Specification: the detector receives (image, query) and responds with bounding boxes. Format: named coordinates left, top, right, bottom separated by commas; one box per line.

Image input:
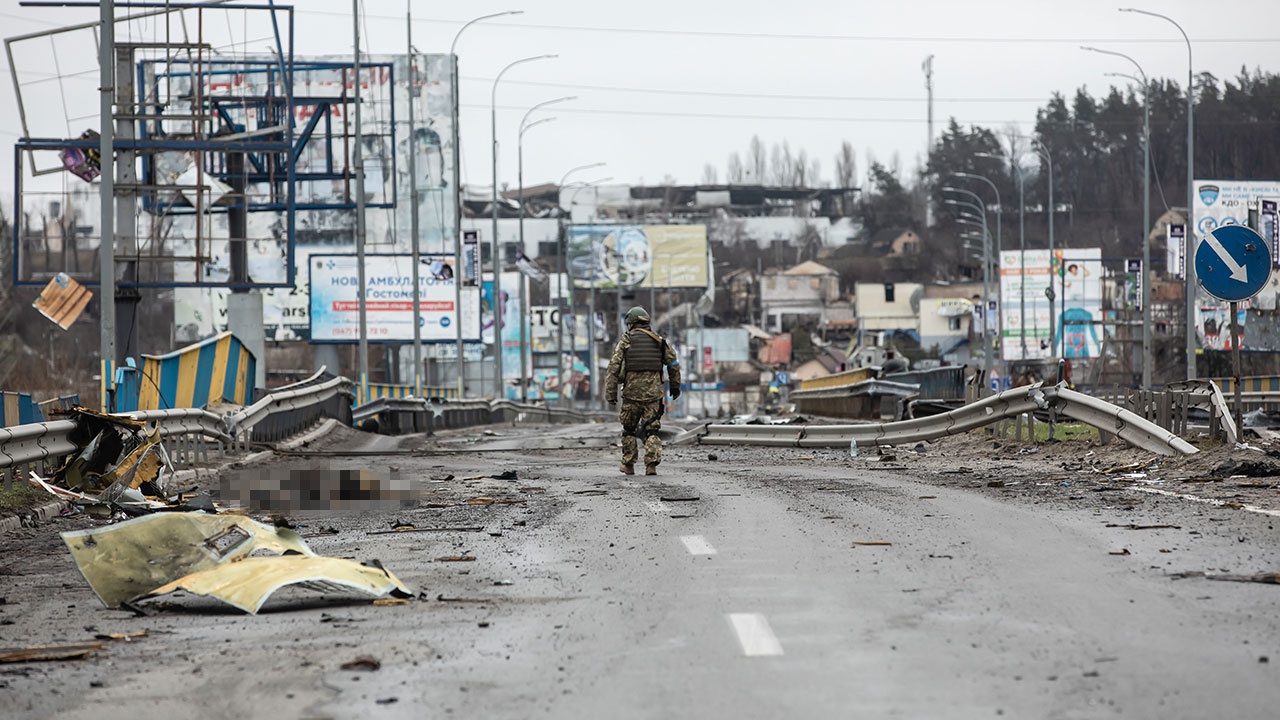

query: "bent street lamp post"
left=1122, top=7, right=1194, bottom=380
left=491, top=54, right=556, bottom=399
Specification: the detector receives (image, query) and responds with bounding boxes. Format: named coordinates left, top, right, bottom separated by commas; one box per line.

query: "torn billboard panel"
left=33, top=272, right=92, bottom=329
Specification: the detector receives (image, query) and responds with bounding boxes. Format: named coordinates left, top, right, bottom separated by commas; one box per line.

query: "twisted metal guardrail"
left=682, top=383, right=1198, bottom=457
left=224, top=374, right=355, bottom=449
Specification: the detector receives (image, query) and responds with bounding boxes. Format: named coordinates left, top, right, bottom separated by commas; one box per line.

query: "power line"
left=468, top=103, right=1039, bottom=125
left=462, top=75, right=1046, bottom=104
left=292, top=9, right=1280, bottom=44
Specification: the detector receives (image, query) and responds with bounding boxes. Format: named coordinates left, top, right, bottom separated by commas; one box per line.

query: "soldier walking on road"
left=605, top=306, right=681, bottom=475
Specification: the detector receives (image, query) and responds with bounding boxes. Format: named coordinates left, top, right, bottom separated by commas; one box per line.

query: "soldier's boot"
left=645, top=464, right=658, bottom=476
left=619, top=463, right=635, bottom=475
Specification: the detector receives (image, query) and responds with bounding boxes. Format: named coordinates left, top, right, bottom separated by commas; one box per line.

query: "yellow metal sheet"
left=140, top=555, right=412, bottom=614
left=61, top=512, right=314, bottom=608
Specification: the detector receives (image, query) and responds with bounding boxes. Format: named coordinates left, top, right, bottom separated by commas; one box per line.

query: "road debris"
left=435, top=594, right=490, bottom=603
left=340, top=656, right=381, bottom=671
left=659, top=495, right=699, bottom=502
left=93, top=631, right=147, bottom=642
left=367, top=525, right=483, bottom=535
left=852, top=541, right=893, bottom=547
left=62, top=512, right=314, bottom=608
left=0, top=642, right=104, bottom=663
left=61, top=512, right=411, bottom=613
left=1168, top=571, right=1280, bottom=584
left=1109, top=549, right=1132, bottom=556
left=1108, top=523, right=1182, bottom=530
left=1212, top=460, right=1280, bottom=478
left=136, top=555, right=412, bottom=614
left=435, top=555, right=476, bottom=562
left=27, top=408, right=180, bottom=515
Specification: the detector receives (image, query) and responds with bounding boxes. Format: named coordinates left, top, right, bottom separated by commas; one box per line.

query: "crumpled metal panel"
left=138, top=555, right=412, bottom=614
left=61, top=513, right=314, bottom=608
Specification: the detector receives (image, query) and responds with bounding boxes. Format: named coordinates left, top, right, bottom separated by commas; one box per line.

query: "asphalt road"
left=2, top=422, right=1279, bottom=719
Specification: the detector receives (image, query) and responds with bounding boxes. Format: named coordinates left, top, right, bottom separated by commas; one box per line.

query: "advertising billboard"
left=999, top=248, right=1103, bottom=360
left=1190, top=181, right=1280, bottom=351
left=998, top=249, right=1054, bottom=361
left=1054, top=248, right=1104, bottom=359
left=567, top=225, right=708, bottom=289
left=1194, top=180, right=1280, bottom=255
left=308, top=254, right=479, bottom=343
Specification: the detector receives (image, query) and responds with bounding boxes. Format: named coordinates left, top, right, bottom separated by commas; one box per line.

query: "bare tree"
left=701, top=163, right=719, bottom=185
left=726, top=152, right=745, bottom=183
left=834, top=141, right=857, bottom=188
left=748, top=135, right=767, bottom=183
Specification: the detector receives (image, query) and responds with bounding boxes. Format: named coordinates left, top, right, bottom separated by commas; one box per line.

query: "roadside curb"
left=0, top=498, right=72, bottom=534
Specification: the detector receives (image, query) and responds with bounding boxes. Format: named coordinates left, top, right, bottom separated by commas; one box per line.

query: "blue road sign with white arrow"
left=1195, top=224, right=1272, bottom=302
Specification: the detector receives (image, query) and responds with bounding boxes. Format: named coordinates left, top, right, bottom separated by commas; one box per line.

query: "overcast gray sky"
left=2, top=0, right=1277, bottom=201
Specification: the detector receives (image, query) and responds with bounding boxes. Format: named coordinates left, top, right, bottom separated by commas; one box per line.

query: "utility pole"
left=98, top=0, right=116, bottom=411
left=353, top=0, right=369, bottom=402
left=406, top=3, right=423, bottom=395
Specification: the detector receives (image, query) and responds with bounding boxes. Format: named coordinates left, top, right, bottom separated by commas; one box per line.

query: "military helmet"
left=625, top=306, right=651, bottom=325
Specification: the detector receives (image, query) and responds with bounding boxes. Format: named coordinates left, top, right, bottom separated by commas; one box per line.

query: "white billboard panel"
left=308, top=254, right=479, bottom=342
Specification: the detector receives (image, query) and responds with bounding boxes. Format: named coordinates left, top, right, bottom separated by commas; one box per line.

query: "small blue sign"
left=1195, top=224, right=1272, bottom=302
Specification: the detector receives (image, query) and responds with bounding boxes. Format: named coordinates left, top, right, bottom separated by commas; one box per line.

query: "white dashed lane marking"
left=727, top=613, right=784, bottom=657
left=679, top=535, right=718, bottom=555
left=645, top=501, right=669, bottom=514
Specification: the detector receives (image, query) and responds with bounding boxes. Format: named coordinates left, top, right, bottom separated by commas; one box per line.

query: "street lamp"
left=515, top=98, right=573, bottom=403
left=1121, top=7, right=1194, bottom=380
left=952, top=170, right=1004, bottom=373
left=559, top=162, right=607, bottom=192
left=451, top=10, right=521, bottom=397
left=977, top=151, right=1028, bottom=362
left=943, top=185, right=992, bottom=289
left=945, top=195, right=994, bottom=387
left=552, top=167, right=606, bottom=408
left=491, top=53, right=557, bottom=399
left=516, top=116, right=555, bottom=403
left=1085, top=44, right=1152, bottom=388
left=1016, top=140, right=1057, bottom=360
left=565, top=176, right=614, bottom=409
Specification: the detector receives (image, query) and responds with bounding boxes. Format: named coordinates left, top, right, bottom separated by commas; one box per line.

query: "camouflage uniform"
left=605, top=320, right=680, bottom=472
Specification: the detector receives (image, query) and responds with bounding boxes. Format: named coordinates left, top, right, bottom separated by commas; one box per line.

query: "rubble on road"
left=0, top=642, right=104, bottom=663
left=25, top=407, right=181, bottom=517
